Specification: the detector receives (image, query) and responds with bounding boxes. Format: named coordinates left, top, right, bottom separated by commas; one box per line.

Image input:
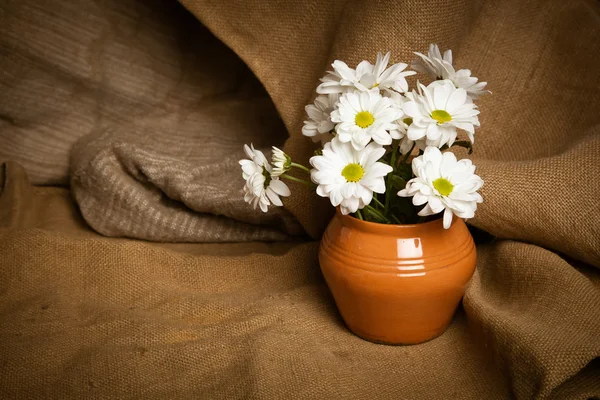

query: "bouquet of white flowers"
left=240, top=44, right=488, bottom=229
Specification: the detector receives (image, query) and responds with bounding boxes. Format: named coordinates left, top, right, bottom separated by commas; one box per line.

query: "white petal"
left=360, top=73, right=377, bottom=89
left=360, top=188, right=373, bottom=206
left=423, top=146, right=443, bottom=164
left=339, top=205, right=352, bottom=215
left=418, top=203, right=435, bottom=216
left=316, top=185, right=328, bottom=198
left=425, top=123, right=441, bottom=141
left=340, top=183, right=354, bottom=198
left=371, top=128, right=392, bottom=145
left=428, top=196, right=445, bottom=213
left=305, top=104, right=323, bottom=121
left=440, top=151, right=457, bottom=176
left=443, top=208, right=453, bottom=229
left=454, top=178, right=483, bottom=193
left=364, top=162, right=393, bottom=179
left=424, top=160, right=440, bottom=182
left=445, top=88, right=467, bottom=112
left=330, top=189, right=343, bottom=207
left=364, top=177, right=386, bottom=193
left=341, top=196, right=360, bottom=213
left=402, top=101, right=419, bottom=118
left=243, top=144, right=254, bottom=159
left=373, top=52, right=390, bottom=78
left=432, top=84, right=451, bottom=110
left=332, top=60, right=356, bottom=81
left=408, top=125, right=427, bottom=140
left=398, top=188, right=410, bottom=197
left=266, top=188, right=283, bottom=206
left=413, top=192, right=429, bottom=206
left=269, top=179, right=291, bottom=197
left=259, top=199, right=269, bottom=213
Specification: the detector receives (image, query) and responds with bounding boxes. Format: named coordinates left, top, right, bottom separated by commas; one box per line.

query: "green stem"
left=280, top=174, right=316, bottom=188
left=384, top=140, right=400, bottom=213
left=356, top=209, right=364, bottom=220
left=400, top=143, right=416, bottom=165
left=372, top=196, right=385, bottom=210
left=291, top=162, right=311, bottom=174
left=365, top=205, right=391, bottom=223
left=390, top=140, right=399, bottom=168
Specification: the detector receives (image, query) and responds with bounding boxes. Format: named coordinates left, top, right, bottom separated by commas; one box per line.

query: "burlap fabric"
left=1, top=0, right=600, bottom=398
left=1, top=162, right=599, bottom=399
left=178, top=0, right=600, bottom=255
left=0, top=0, right=301, bottom=242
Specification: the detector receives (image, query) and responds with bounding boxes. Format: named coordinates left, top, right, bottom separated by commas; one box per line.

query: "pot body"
left=319, top=210, right=476, bottom=345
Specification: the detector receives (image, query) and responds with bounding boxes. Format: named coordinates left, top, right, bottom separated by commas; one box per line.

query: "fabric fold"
left=1, top=0, right=600, bottom=397
left=1, top=163, right=599, bottom=399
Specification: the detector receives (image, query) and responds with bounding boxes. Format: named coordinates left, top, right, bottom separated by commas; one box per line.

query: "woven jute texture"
left=178, top=0, right=600, bottom=258
left=1, top=0, right=600, bottom=398
left=0, top=0, right=301, bottom=242
left=1, top=162, right=599, bottom=399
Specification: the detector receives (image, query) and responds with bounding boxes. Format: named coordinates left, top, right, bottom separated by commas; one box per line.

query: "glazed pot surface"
left=319, top=210, right=476, bottom=345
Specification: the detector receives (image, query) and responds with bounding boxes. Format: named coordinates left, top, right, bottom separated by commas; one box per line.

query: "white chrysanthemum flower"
left=443, top=70, right=489, bottom=101
left=302, top=94, right=339, bottom=144
left=331, top=90, right=400, bottom=150
left=271, top=146, right=291, bottom=177
left=412, top=44, right=489, bottom=100
left=239, top=144, right=291, bottom=212
left=387, top=91, right=426, bottom=154
left=310, top=139, right=393, bottom=215
left=317, top=52, right=416, bottom=95
left=398, top=147, right=483, bottom=229
left=402, top=81, right=480, bottom=148
left=316, top=71, right=348, bottom=95
left=412, top=43, right=454, bottom=80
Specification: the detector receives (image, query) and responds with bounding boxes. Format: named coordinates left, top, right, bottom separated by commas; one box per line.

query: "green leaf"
left=364, top=207, right=387, bottom=223
left=388, top=174, right=407, bottom=191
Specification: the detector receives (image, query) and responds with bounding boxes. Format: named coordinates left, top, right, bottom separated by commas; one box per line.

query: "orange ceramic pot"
left=319, top=209, right=476, bottom=345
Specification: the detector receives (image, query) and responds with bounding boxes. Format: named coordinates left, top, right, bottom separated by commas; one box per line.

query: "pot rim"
left=335, top=208, right=460, bottom=234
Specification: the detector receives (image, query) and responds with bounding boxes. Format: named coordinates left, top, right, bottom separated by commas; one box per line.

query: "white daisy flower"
left=310, top=138, right=393, bottom=215
left=239, top=144, right=291, bottom=212
left=398, top=146, right=483, bottom=229
left=387, top=91, right=426, bottom=154
left=444, top=70, right=490, bottom=101
left=271, top=146, right=291, bottom=177
left=412, top=44, right=489, bottom=100
left=302, top=94, right=339, bottom=144
left=331, top=90, right=400, bottom=150
left=316, top=52, right=416, bottom=95
left=412, top=43, right=454, bottom=80
left=402, top=81, right=480, bottom=148
left=316, top=71, right=349, bottom=95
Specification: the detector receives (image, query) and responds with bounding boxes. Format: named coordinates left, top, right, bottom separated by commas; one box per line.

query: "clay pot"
left=319, top=209, right=476, bottom=345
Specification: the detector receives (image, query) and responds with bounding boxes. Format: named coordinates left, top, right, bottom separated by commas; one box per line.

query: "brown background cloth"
left=1, top=0, right=600, bottom=398
left=0, top=0, right=301, bottom=242
left=1, top=161, right=599, bottom=399
left=178, top=0, right=600, bottom=260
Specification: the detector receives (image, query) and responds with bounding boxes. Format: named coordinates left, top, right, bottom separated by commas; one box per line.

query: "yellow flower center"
left=431, top=110, right=452, bottom=124
left=341, top=163, right=364, bottom=183
left=402, top=117, right=413, bottom=126
left=355, top=111, right=375, bottom=129
left=433, top=177, right=454, bottom=196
